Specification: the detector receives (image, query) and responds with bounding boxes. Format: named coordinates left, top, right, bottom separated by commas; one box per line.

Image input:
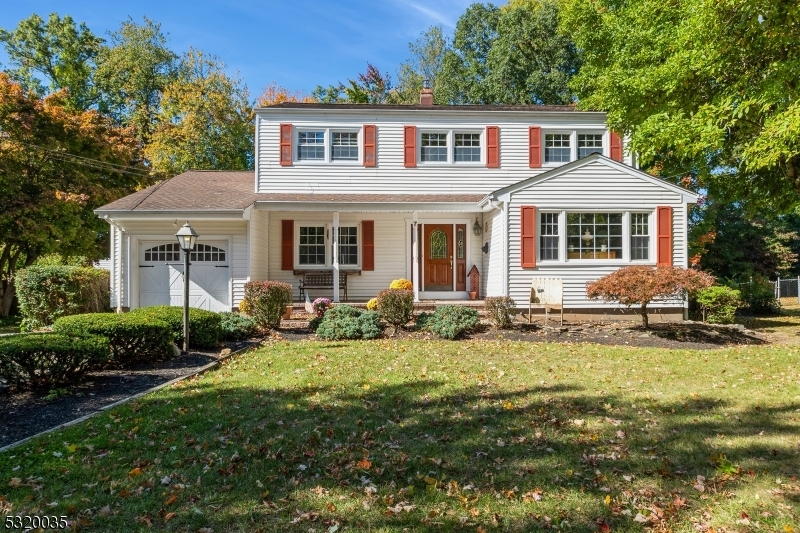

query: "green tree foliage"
left=690, top=201, right=799, bottom=281
left=561, top=0, right=800, bottom=209
left=144, top=49, right=254, bottom=175
left=392, top=25, right=449, bottom=104
left=437, top=1, right=578, bottom=105
left=0, top=13, right=102, bottom=110
left=94, top=17, right=179, bottom=145
left=0, top=74, right=143, bottom=316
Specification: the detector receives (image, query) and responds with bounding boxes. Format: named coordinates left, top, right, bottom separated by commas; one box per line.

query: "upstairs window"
left=455, top=133, right=481, bottom=162
left=545, top=134, right=571, bottom=163
left=331, top=132, right=358, bottom=161
left=297, top=131, right=324, bottom=160
left=421, top=133, right=448, bottom=162
left=578, top=134, right=603, bottom=158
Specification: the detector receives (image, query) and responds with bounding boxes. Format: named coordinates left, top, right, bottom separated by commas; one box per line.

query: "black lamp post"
left=175, top=222, right=198, bottom=353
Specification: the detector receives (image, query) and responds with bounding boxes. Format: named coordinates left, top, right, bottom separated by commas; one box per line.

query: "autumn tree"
left=0, top=74, right=143, bottom=316
left=145, top=49, right=254, bottom=175
left=0, top=13, right=102, bottom=110
left=255, top=82, right=313, bottom=107
left=561, top=0, right=800, bottom=210
left=94, top=17, right=179, bottom=145
left=586, top=266, right=715, bottom=328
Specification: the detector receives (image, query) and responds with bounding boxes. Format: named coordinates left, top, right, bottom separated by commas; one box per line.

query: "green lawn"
left=1, top=338, right=798, bottom=532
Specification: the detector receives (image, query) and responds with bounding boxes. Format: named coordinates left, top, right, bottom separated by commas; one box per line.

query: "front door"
left=424, top=224, right=453, bottom=291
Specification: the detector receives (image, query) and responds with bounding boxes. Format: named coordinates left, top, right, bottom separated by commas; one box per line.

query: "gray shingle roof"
left=96, top=171, right=483, bottom=212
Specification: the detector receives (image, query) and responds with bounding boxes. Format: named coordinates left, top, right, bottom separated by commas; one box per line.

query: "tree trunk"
left=640, top=302, right=649, bottom=329
left=0, top=279, right=15, bottom=317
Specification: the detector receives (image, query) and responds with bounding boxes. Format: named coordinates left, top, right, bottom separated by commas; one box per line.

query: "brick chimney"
left=419, top=79, right=433, bottom=106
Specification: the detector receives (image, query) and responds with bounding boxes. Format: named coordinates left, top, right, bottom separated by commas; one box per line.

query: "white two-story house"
left=96, top=88, right=697, bottom=321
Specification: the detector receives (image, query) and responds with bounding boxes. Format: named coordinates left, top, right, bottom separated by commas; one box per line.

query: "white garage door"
left=139, top=241, right=230, bottom=312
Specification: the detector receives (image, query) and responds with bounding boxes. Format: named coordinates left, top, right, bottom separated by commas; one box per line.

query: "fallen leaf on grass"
left=386, top=501, right=416, bottom=515
left=8, top=478, right=22, bottom=488
left=98, top=505, right=113, bottom=517
left=165, top=494, right=177, bottom=506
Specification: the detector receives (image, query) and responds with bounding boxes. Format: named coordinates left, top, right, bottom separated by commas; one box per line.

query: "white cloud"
left=393, top=0, right=458, bottom=28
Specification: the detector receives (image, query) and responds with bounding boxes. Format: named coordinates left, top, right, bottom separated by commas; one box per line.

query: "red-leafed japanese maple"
left=586, top=266, right=715, bottom=328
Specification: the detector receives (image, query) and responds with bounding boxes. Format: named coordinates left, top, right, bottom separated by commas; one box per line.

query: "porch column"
left=412, top=211, right=420, bottom=302
left=332, top=212, right=340, bottom=302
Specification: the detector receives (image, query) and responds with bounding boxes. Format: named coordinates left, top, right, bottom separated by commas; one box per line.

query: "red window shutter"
left=486, top=126, right=499, bottom=168
left=281, top=220, right=294, bottom=270
left=521, top=206, right=537, bottom=268
left=529, top=127, right=541, bottom=168
left=403, top=126, right=416, bottom=168
left=610, top=132, right=623, bottom=162
left=362, top=220, right=375, bottom=271
left=363, top=125, right=376, bottom=167
left=656, top=206, right=673, bottom=266
left=279, top=124, right=292, bottom=166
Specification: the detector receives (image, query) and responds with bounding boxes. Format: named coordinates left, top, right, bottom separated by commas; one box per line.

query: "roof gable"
left=487, top=154, right=699, bottom=202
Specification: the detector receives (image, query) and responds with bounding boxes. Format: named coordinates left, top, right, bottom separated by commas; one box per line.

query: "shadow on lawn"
left=73, top=377, right=798, bottom=532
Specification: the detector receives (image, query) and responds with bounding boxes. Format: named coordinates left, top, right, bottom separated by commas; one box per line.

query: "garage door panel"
left=140, top=241, right=230, bottom=313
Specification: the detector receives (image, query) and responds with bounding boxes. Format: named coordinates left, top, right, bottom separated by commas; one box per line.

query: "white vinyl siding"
left=257, top=111, right=617, bottom=194
left=506, top=160, right=687, bottom=309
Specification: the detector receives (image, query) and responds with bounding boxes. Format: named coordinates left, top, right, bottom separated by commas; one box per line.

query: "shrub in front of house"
left=53, top=313, right=174, bottom=363
left=389, top=278, right=413, bottom=290
left=484, top=296, right=515, bottom=328
left=244, top=281, right=293, bottom=329
left=15, top=264, right=110, bottom=330
left=366, top=297, right=378, bottom=311
left=695, top=285, right=740, bottom=324
left=128, top=306, right=221, bottom=349
left=586, top=266, right=715, bottom=328
left=218, top=312, right=257, bottom=341
left=0, top=333, right=111, bottom=388
left=738, top=275, right=780, bottom=315
left=315, top=305, right=383, bottom=340
left=376, top=289, right=414, bottom=329
left=238, top=298, right=252, bottom=316
left=416, top=305, right=479, bottom=339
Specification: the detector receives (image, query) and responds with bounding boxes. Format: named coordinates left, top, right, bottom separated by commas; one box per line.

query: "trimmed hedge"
left=416, top=305, right=479, bottom=339
left=53, top=313, right=174, bottom=363
left=376, top=289, right=414, bottom=329
left=16, top=264, right=110, bottom=330
left=243, top=281, right=293, bottom=329
left=219, top=312, right=257, bottom=341
left=696, top=286, right=740, bottom=324
left=0, top=333, right=110, bottom=387
left=128, top=306, right=221, bottom=349
left=316, top=305, right=383, bottom=340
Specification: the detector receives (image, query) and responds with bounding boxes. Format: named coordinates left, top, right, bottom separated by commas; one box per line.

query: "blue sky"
left=0, top=0, right=478, bottom=99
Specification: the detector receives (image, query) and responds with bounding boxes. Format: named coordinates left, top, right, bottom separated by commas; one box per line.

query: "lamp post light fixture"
left=175, top=222, right=198, bottom=353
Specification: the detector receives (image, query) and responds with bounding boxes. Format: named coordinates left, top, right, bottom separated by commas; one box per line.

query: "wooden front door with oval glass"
left=424, top=224, right=453, bottom=290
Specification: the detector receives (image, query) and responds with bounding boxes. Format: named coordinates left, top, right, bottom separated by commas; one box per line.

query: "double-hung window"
left=578, top=134, right=603, bottom=158
left=630, top=213, right=650, bottom=260
left=421, top=133, right=448, bottom=162
left=545, top=134, right=571, bottom=163
left=331, top=132, right=358, bottom=161
left=540, top=213, right=560, bottom=261
left=455, top=133, right=481, bottom=162
left=299, top=226, right=326, bottom=265
left=336, top=226, right=358, bottom=265
left=297, top=131, right=325, bottom=161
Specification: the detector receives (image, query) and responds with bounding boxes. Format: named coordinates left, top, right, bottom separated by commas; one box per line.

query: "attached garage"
left=138, top=240, right=231, bottom=312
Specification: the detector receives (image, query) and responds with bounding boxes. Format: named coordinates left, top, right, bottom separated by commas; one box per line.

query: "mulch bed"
left=276, top=320, right=769, bottom=350
left=0, top=339, right=260, bottom=449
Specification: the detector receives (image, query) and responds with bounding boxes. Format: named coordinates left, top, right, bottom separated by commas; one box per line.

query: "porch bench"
left=294, top=269, right=360, bottom=301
